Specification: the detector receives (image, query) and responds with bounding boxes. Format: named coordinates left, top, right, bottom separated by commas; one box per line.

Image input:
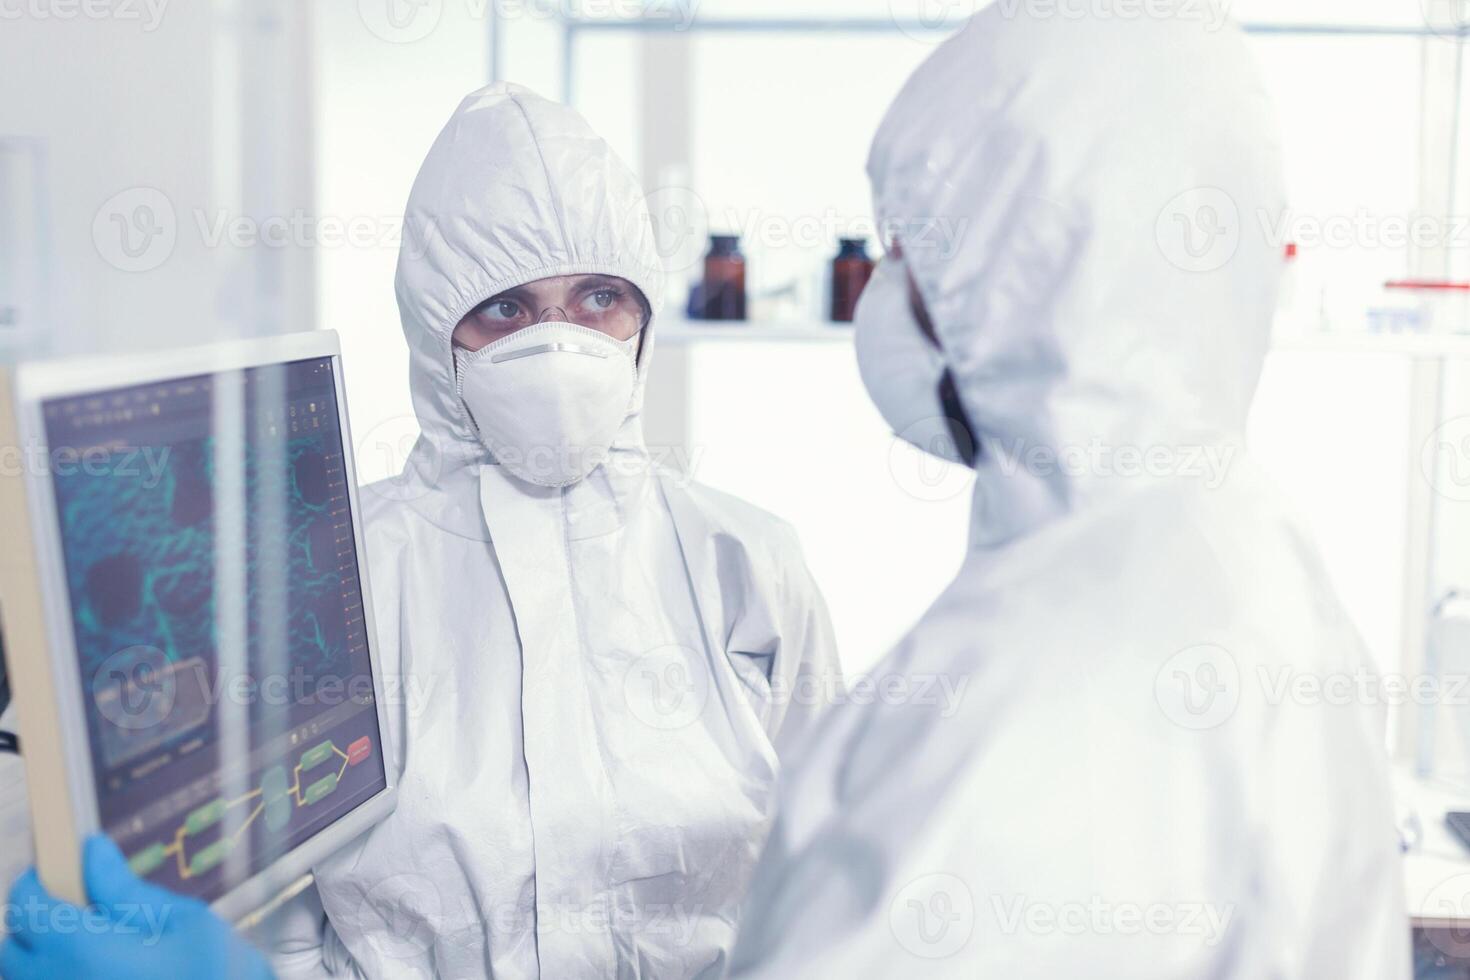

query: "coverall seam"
left=555, top=486, right=622, bottom=975
left=506, top=91, right=577, bottom=266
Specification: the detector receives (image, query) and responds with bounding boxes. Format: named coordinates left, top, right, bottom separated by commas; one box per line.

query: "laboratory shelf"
left=496, top=9, right=1461, bottom=105
left=658, top=319, right=853, bottom=344
left=658, top=319, right=1470, bottom=357
left=559, top=19, right=1463, bottom=39
left=1270, top=332, right=1470, bottom=359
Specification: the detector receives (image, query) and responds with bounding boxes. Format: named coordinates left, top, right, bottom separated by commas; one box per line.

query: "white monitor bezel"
left=10, top=329, right=398, bottom=922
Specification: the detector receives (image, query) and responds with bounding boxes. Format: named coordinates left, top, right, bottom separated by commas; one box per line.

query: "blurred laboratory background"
left=5, top=0, right=1470, bottom=780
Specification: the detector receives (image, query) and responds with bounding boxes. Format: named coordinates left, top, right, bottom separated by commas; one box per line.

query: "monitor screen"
left=40, top=356, right=387, bottom=901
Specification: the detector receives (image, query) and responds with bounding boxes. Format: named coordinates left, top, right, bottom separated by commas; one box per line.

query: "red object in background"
left=347, top=735, right=373, bottom=767
left=830, top=238, right=876, bottom=322
left=1385, top=280, right=1470, bottom=292
left=1284, top=242, right=1298, bottom=260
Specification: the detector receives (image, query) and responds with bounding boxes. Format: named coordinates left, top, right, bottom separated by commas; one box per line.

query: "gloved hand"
left=0, top=835, right=273, bottom=980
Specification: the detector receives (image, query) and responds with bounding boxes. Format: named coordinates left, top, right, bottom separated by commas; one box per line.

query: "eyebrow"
left=481, top=286, right=531, bottom=306
left=569, top=274, right=622, bottom=291
left=481, top=275, right=621, bottom=305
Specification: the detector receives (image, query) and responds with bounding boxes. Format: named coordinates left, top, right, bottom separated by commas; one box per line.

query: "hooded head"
left=864, top=4, right=1285, bottom=548
left=389, top=84, right=663, bottom=513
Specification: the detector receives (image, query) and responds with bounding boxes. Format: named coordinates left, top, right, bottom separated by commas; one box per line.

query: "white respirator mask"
left=455, top=321, right=641, bottom=488
left=853, top=257, right=977, bottom=466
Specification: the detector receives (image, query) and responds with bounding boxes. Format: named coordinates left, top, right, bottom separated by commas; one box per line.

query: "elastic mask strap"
left=938, top=368, right=979, bottom=468
left=618, top=330, right=642, bottom=363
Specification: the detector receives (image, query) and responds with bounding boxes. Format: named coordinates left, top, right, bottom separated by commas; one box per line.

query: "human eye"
left=582, top=286, right=623, bottom=313
left=478, top=297, right=522, bottom=322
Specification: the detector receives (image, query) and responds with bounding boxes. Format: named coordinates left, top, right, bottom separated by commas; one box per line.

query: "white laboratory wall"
left=670, top=341, right=972, bottom=674
left=313, top=2, right=1449, bottom=682
left=625, top=15, right=1431, bottom=675
left=641, top=342, right=1416, bottom=677
left=0, top=0, right=313, bottom=358
left=682, top=33, right=930, bottom=320
left=309, top=4, right=489, bottom=483
left=1249, top=353, right=1413, bottom=675
left=1251, top=35, right=1424, bottom=334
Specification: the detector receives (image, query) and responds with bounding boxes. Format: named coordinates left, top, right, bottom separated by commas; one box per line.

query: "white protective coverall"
left=270, top=84, right=839, bottom=979
left=730, top=7, right=1409, bottom=979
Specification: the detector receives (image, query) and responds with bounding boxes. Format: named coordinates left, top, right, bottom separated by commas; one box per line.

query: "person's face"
left=451, top=274, right=648, bottom=351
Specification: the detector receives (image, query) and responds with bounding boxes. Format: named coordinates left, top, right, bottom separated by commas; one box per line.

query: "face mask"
left=456, top=321, right=640, bottom=488
left=853, top=257, right=978, bottom=467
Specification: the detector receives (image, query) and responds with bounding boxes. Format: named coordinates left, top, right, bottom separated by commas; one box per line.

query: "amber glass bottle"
left=701, top=234, right=747, bottom=321
left=830, top=237, right=875, bottom=322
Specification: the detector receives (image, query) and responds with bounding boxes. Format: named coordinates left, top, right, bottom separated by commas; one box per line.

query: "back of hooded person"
left=267, top=84, right=840, bottom=979
left=731, top=6, right=1408, bottom=979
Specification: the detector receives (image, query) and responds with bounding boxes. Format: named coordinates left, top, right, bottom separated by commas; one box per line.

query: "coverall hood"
left=733, top=10, right=1406, bottom=979
left=393, top=82, right=664, bottom=497
left=866, top=2, right=1286, bottom=547
left=284, top=86, right=842, bottom=980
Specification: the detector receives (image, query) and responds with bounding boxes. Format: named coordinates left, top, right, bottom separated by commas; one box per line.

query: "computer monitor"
left=0, top=331, right=396, bottom=922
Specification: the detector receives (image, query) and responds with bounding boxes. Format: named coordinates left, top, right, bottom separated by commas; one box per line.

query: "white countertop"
left=1399, top=766, right=1470, bottom=927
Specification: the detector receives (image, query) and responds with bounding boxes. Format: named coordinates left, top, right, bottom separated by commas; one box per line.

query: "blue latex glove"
left=0, top=835, right=273, bottom=980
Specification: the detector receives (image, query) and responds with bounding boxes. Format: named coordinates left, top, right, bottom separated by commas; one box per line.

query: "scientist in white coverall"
left=728, top=5, right=1409, bottom=979
left=255, top=85, right=841, bottom=978
left=4, top=84, right=843, bottom=980
left=1, top=7, right=1411, bottom=980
